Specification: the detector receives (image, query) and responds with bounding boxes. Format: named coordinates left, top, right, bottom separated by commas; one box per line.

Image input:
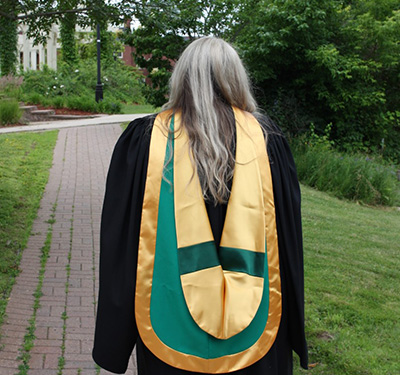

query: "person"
left=92, top=37, right=308, bottom=374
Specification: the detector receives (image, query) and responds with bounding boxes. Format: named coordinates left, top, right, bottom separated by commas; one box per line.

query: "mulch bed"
left=34, top=105, right=98, bottom=116
left=0, top=105, right=101, bottom=129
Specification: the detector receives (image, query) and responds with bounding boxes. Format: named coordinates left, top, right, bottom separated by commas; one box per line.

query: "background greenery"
left=0, top=98, right=21, bottom=125
left=122, top=0, right=400, bottom=207
left=1, top=0, right=399, bottom=204
left=291, top=125, right=400, bottom=206
left=233, top=0, right=400, bottom=163
left=0, top=0, right=18, bottom=76
left=120, top=0, right=400, bottom=164
left=1, top=0, right=399, bottom=162
left=20, top=59, right=144, bottom=114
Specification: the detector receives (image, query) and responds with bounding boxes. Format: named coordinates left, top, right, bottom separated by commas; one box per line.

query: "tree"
left=0, top=0, right=119, bottom=72
left=122, top=0, right=238, bottom=107
left=0, top=0, right=18, bottom=76
left=59, top=0, right=79, bottom=65
left=231, top=0, right=400, bottom=160
left=230, top=0, right=342, bottom=131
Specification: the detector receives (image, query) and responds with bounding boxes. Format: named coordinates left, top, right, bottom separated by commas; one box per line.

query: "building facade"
left=17, top=23, right=59, bottom=72
left=16, top=22, right=139, bottom=73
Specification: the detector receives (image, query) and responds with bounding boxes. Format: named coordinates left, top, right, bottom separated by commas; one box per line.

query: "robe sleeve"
left=263, top=118, right=308, bottom=369
left=92, top=115, right=155, bottom=374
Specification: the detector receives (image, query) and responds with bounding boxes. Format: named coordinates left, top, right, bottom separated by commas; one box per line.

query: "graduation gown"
left=92, top=112, right=308, bottom=374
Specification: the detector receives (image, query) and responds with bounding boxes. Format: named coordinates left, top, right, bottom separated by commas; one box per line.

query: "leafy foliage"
left=59, top=0, right=79, bottom=66
left=119, top=0, right=400, bottom=161
left=122, top=0, right=238, bottom=106
left=0, top=0, right=123, bottom=70
left=124, top=28, right=186, bottom=107
left=0, top=0, right=18, bottom=76
left=1, top=0, right=399, bottom=161
left=2, top=1, right=120, bottom=45
left=20, top=60, right=144, bottom=113
left=0, top=74, right=23, bottom=99
left=232, top=0, right=400, bottom=161
left=0, top=98, right=22, bottom=125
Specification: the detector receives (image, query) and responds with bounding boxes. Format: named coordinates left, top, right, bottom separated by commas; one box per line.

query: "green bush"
left=0, top=75, right=23, bottom=100
left=20, top=60, right=145, bottom=114
left=24, top=92, right=45, bottom=105
left=292, top=138, right=400, bottom=206
left=0, top=99, right=21, bottom=125
left=50, top=96, right=64, bottom=109
left=65, top=95, right=96, bottom=113
left=98, top=99, right=121, bottom=114
left=64, top=95, right=121, bottom=114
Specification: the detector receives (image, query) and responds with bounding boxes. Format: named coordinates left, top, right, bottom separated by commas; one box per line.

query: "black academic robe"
left=92, top=113, right=308, bottom=374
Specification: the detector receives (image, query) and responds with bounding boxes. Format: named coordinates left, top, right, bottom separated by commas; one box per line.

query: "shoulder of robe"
left=119, top=114, right=157, bottom=143
left=109, top=114, right=157, bottom=165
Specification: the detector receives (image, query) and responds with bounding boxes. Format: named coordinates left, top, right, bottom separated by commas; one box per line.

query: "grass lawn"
left=294, top=185, right=400, bottom=375
left=121, top=103, right=158, bottom=114
left=0, top=130, right=58, bottom=329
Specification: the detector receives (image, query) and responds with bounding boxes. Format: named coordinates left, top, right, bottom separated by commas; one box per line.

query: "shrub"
left=20, top=65, right=56, bottom=97
left=24, top=92, right=45, bottom=105
left=98, top=99, right=121, bottom=114
left=0, top=98, right=21, bottom=125
left=65, top=95, right=97, bottom=113
left=64, top=95, right=121, bottom=114
left=100, top=62, right=144, bottom=104
left=292, top=138, right=400, bottom=206
left=50, top=96, right=65, bottom=109
left=0, top=75, right=23, bottom=99
left=20, top=60, right=145, bottom=113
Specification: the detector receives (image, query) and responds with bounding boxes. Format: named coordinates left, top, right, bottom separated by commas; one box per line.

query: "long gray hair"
left=162, top=37, right=259, bottom=204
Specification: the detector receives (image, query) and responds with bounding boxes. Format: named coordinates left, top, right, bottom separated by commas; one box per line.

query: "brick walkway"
left=0, top=124, right=137, bottom=375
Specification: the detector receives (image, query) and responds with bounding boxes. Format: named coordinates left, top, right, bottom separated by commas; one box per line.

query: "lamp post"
left=95, top=23, right=103, bottom=102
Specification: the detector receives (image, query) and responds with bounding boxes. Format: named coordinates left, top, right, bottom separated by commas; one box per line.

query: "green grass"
left=294, top=185, right=400, bottom=375
left=0, top=131, right=58, bottom=330
left=121, top=103, right=158, bottom=114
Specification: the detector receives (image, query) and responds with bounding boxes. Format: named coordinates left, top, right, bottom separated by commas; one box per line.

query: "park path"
left=0, top=124, right=138, bottom=375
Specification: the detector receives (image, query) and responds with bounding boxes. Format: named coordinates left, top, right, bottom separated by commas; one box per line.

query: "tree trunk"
left=0, top=0, right=18, bottom=76
left=60, top=0, right=78, bottom=66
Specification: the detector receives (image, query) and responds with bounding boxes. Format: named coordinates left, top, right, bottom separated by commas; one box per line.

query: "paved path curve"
left=0, top=120, right=143, bottom=374
left=0, top=114, right=139, bottom=134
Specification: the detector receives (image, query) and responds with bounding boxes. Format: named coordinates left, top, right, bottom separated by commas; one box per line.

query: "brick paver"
left=0, top=124, right=137, bottom=375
